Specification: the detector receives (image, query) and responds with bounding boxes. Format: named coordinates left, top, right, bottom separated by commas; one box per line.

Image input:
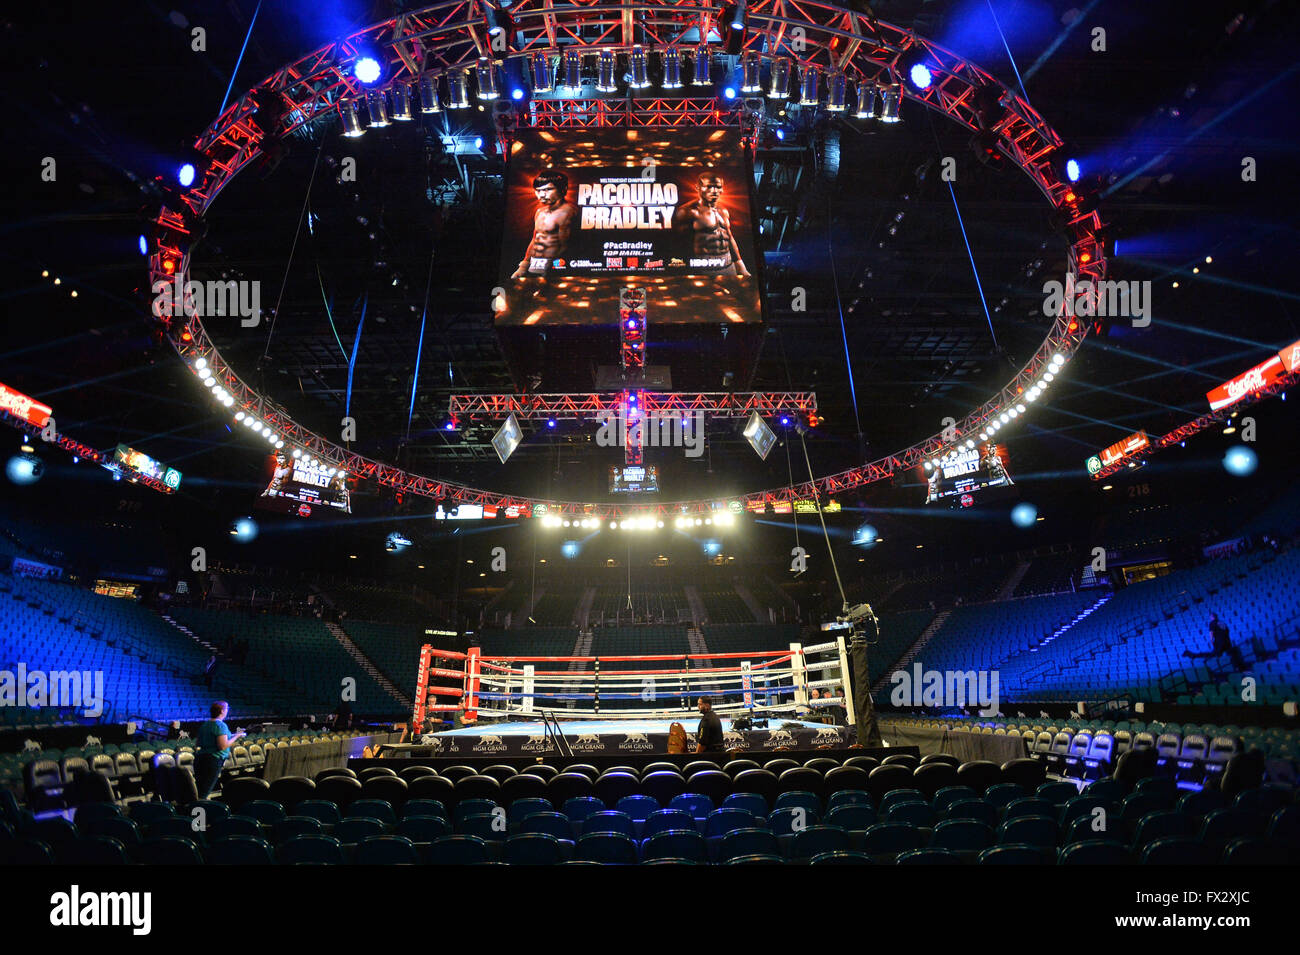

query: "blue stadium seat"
left=790, top=825, right=850, bottom=862
left=897, top=848, right=959, bottom=864
left=931, top=819, right=994, bottom=853
left=356, top=835, right=419, bottom=864
left=136, top=836, right=204, bottom=865
left=424, top=835, right=490, bottom=865
left=1141, top=836, right=1216, bottom=865
left=719, top=827, right=780, bottom=862
left=997, top=816, right=1057, bottom=849
left=396, top=815, right=451, bottom=842
left=277, top=835, right=345, bottom=865
left=207, top=835, right=273, bottom=865
left=506, top=833, right=568, bottom=865
left=977, top=844, right=1051, bottom=865
left=576, top=832, right=639, bottom=864
left=582, top=811, right=636, bottom=838
left=643, top=829, right=707, bottom=862
left=1058, top=840, right=1131, bottom=865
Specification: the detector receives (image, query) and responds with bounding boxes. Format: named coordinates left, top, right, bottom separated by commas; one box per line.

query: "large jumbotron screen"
left=493, top=128, right=763, bottom=326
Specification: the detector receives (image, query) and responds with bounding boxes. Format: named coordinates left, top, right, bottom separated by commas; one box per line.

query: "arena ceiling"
left=2, top=0, right=1298, bottom=530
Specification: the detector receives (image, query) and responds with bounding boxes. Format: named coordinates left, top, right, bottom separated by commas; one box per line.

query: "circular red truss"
left=151, top=0, right=1106, bottom=519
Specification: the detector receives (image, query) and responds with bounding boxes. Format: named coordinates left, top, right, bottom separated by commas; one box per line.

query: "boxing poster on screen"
left=494, top=128, right=763, bottom=325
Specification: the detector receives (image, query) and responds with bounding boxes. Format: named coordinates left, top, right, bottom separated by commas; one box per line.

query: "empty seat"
left=790, top=825, right=851, bottom=862
left=1059, top=840, right=1130, bottom=865
left=720, top=827, right=780, bottom=862
left=576, top=832, right=638, bottom=864
left=425, top=835, right=490, bottom=865
left=207, top=835, right=273, bottom=865
left=1141, top=836, right=1216, bottom=865
left=506, top=833, right=567, bottom=865
left=643, top=829, right=706, bottom=862
left=277, top=834, right=345, bottom=865
left=356, top=835, right=419, bottom=864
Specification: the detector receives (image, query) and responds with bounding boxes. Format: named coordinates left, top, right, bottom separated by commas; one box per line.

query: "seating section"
left=0, top=572, right=262, bottom=726
left=868, top=611, right=939, bottom=684
left=6, top=752, right=1294, bottom=865
left=343, top=621, right=427, bottom=689
left=330, top=584, right=441, bottom=626
left=169, top=608, right=400, bottom=714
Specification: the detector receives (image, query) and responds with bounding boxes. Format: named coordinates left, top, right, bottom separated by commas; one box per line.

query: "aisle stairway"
left=325, top=621, right=412, bottom=710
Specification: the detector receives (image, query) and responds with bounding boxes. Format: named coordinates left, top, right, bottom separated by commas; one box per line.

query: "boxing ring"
left=409, top=636, right=858, bottom=757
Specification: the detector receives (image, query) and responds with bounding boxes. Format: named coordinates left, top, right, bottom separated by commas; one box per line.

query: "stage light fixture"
left=177, top=163, right=196, bottom=187
left=827, top=72, right=847, bottom=112
left=354, top=57, right=382, bottom=85
left=486, top=3, right=512, bottom=37
left=742, top=412, right=777, bottom=460
left=1066, top=158, right=1081, bottom=182
left=531, top=52, right=554, bottom=93
left=741, top=52, right=761, bottom=93
left=365, top=88, right=390, bottom=126
left=768, top=58, right=790, bottom=99
left=597, top=49, right=618, bottom=92
left=909, top=62, right=932, bottom=90
left=662, top=50, right=683, bottom=89
left=511, top=86, right=525, bottom=101
left=723, top=85, right=737, bottom=100
left=138, top=234, right=149, bottom=255
left=799, top=65, right=819, bottom=106
left=418, top=73, right=443, bottom=112
left=854, top=82, right=877, bottom=119
left=339, top=97, right=366, bottom=136
left=447, top=69, right=471, bottom=108
left=630, top=46, right=650, bottom=89
left=730, top=0, right=747, bottom=29
left=563, top=49, right=582, bottom=91
left=692, top=47, right=711, bottom=86
left=476, top=58, right=499, bottom=100
left=879, top=84, right=902, bottom=122
left=390, top=82, right=413, bottom=120
left=492, top=413, right=523, bottom=464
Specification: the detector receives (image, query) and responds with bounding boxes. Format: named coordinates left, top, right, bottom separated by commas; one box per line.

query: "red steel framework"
left=1088, top=373, right=1297, bottom=481
left=150, top=1, right=1107, bottom=516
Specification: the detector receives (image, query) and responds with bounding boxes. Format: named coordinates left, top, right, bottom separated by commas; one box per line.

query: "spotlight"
left=852, top=523, right=878, bottom=547
left=1011, top=503, right=1037, bottom=528
left=531, top=52, right=554, bottom=93
left=723, top=85, right=737, bottom=101
left=799, top=65, right=819, bottom=106
left=879, top=84, right=902, bottom=122
left=854, top=82, right=877, bottom=119
left=563, top=49, right=582, bottom=91
left=177, top=163, right=196, bottom=188
left=474, top=136, right=484, bottom=150
left=692, top=47, right=711, bottom=86
left=741, top=52, right=761, bottom=93
left=339, top=97, right=366, bottom=136
left=486, top=4, right=512, bottom=37
left=229, top=517, right=259, bottom=542
left=138, top=234, right=148, bottom=255
left=354, top=57, right=382, bottom=85
left=768, top=58, right=790, bottom=99
left=730, top=0, right=747, bottom=30
left=827, top=73, right=847, bottom=112
left=447, top=69, right=471, bottom=109
left=597, top=49, right=617, bottom=92
left=908, top=62, right=932, bottom=90
left=1223, top=445, right=1257, bottom=477
left=418, top=73, right=443, bottom=112
left=775, top=128, right=785, bottom=141
left=390, top=81, right=413, bottom=120
left=630, top=46, right=650, bottom=89
left=511, top=86, right=525, bottom=101
left=1065, top=158, right=1081, bottom=182
left=365, top=88, right=390, bottom=126
left=6, top=454, right=43, bottom=486
left=476, top=58, right=499, bottom=100
left=662, top=50, right=682, bottom=89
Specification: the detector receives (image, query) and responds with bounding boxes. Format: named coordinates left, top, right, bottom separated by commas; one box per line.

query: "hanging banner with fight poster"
left=494, top=128, right=763, bottom=326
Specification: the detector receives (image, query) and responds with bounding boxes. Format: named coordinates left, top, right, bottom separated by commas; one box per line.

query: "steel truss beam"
left=151, top=1, right=1106, bottom=516
left=1089, top=373, right=1296, bottom=481
left=447, top=392, right=818, bottom=419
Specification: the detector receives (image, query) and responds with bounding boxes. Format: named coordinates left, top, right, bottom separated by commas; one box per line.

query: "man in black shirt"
left=695, top=697, right=725, bottom=755
left=1184, top=613, right=1247, bottom=670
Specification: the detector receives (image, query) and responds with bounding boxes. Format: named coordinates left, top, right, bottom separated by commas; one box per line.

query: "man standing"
left=1185, top=613, right=1247, bottom=670
left=695, top=696, right=724, bottom=755
left=194, top=701, right=246, bottom=799
left=673, top=173, right=752, bottom=279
